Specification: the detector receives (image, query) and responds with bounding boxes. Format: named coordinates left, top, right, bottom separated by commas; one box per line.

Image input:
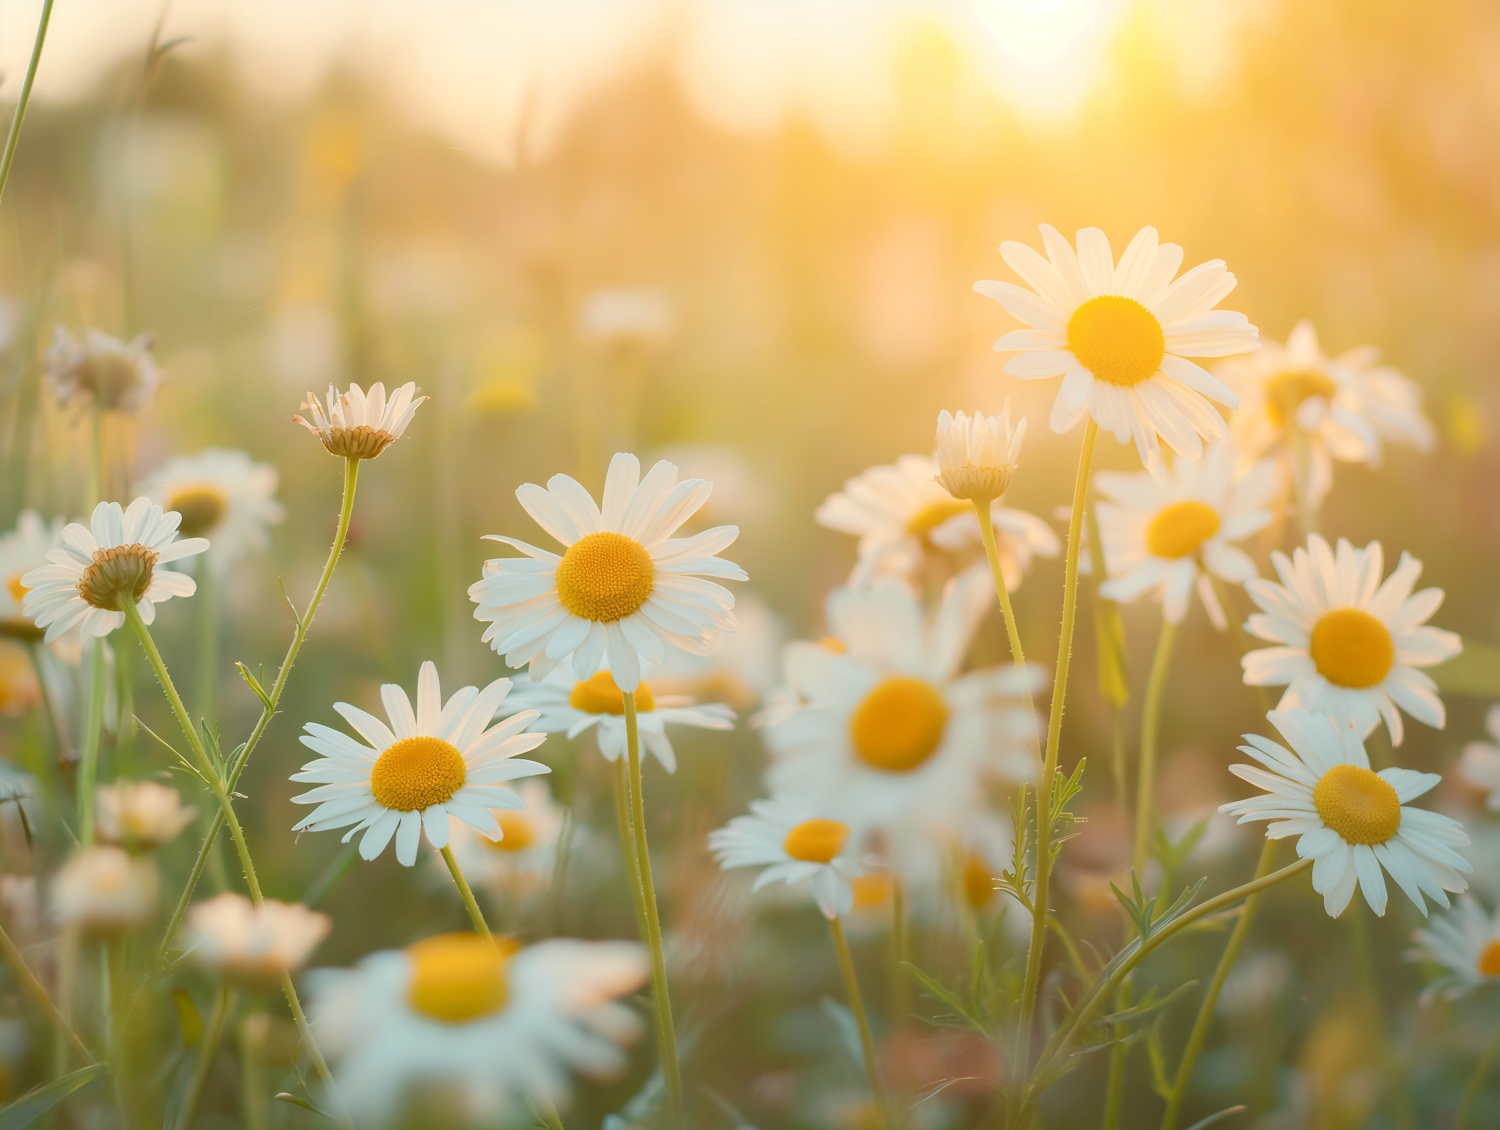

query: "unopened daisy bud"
left=294, top=381, right=426, bottom=459
left=96, top=779, right=196, bottom=851
left=933, top=409, right=1026, bottom=503
left=45, top=326, right=160, bottom=414
left=182, top=893, right=331, bottom=989
left=52, top=846, right=158, bottom=933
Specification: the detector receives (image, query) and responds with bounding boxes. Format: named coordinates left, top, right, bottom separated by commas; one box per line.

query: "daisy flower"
left=763, top=572, right=1040, bottom=841
left=815, top=454, right=1058, bottom=591
left=20, top=499, right=209, bottom=644
left=294, top=381, right=427, bottom=459
left=289, top=661, right=550, bottom=867
left=95, top=779, right=196, bottom=851
left=469, top=451, right=747, bottom=693
left=709, top=799, right=861, bottom=918
left=1094, top=442, right=1277, bottom=626
left=504, top=663, right=735, bottom=773
left=52, top=846, right=158, bottom=932
left=309, top=933, right=648, bottom=1128
left=45, top=326, right=160, bottom=414
left=1241, top=535, right=1461, bottom=745
left=443, top=780, right=567, bottom=901
left=0, top=511, right=65, bottom=641
left=975, top=224, right=1257, bottom=470
left=138, top=448, right=284, bottom=574
left=1220, top=709, right=1471, bottom=917
left=933, top=407, right=1027, bottom=503
left=182, top=893, right=331, bottom=989
left=1406, top=896, right=1500, bottom=1000
left=1459, top=705, right=1500, bottom=811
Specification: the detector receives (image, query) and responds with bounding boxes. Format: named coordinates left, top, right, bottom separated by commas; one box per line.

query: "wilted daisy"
left=1241, top=535, right=1461, bottom=744
left=815, top=454, right=1058, bottom=591
left=933, top=408, right=1027, bottom=503
left=294, top=381, right=427, bottom=459
left=1406, top=896, right=1500, bottom=1000
left=505, top=664, right=734, bottom=773
left=20, top=498, right=209, bottom=643
left=1094, top=443, right=1277, bottom=626
left=443, top=780, right=566, bottom=898
left=45, top=326, right=160, bottom=414
left=309, top=934, right=648, bottom=1127
left=138, top=448, right=284, bottom=573
left=976, top=224, right=1256, bottom=470
left=96, top=779, right=196, bottom=851
left=470, top=452, right=746, bottom=693
left=710, top=799, right=861, bottom=918
left=1220, top=709, right=1470, bottom=917
left=290, top=661, right=549, bottom=866
left=0, top=511, right=64, bottom=641
left=52, top=846, right=158, bottom=931
left=182, top=893, right=331, bottom=989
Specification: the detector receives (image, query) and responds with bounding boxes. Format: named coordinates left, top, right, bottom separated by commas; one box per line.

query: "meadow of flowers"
left=0, top=2, right=1497, bottom=1129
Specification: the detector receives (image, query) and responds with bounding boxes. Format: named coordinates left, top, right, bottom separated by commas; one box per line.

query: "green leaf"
left=0, top=1062, right=108, bottom=1129
left=171, top=988, right=201, bottom=1046
left=236, top=662, right=273, bottom=709
left=1432, top=640, right=1500, bottom=697
left=1184, top=1106, right=1246, bottom=1130
left=1096, top=980, right=1198, bottom=1027
left=275, top=1092, right=336, bottom=1120
left=903, top=961, right=991, bottom=1037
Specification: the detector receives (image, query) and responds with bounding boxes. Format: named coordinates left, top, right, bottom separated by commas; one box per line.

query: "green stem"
left=281, top=969, right=354, bottom=1130
left=1101, top=979, right=1130, bottom=1130
left=0, top=0, right=55, bottom=207
left=177, top=981, right=232, bottom=1130
left=974, top=500, right=1040, bottom=759
left=610, top=757, right=649, bottom=941
left=440, top=844, right=492, bottom=939
left=239, top=1009, right=268, bottom=1130
left=1458, top=1014, right=1500, bottom=1130
left=830, top=914, right=889, bottom=1128
left=1133, top=617, right=1177, bottom=877
left=890, top=876, right=909, bottom=1022
left=76, top=638, right=105, bottom=842
left=1015, top=418, right=1098, bottom=1082
left=1159, top=839, right=1277, bottom=1130
left=0, top=919, right=90, bottom=1060
left=624, top=690, right=684, bottom=1128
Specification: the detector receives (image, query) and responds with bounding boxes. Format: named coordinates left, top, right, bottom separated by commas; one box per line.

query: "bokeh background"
left=2, top=1, right=1499, bottom=1126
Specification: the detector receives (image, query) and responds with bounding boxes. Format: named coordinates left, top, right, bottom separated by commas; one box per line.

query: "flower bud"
left=933, top=409, right=1026, bottom=503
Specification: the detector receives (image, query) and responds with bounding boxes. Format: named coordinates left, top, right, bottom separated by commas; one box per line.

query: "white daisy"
left=182, top=893, right=331, bottom=989
left=45, top=326, right=160, bottom=414
left=504, top=664, right=735, bottom=773
left=289, top=661, right=550, bottom=867
left=294, top=381, right=427, bottom=459
left=763, top=572, right=1040, bottom=843
left=95, top=779, right=196, bottom=851
left=1219, top=709, right=1471, bottom=917
left=52, top=846, right=158, bottom=931
left=933, top=407, right=1027, bottom=503
left=1094, top=442, right=1277, bottom=626
left=469, top=451, right=747, bottom=693
left=815, top=454, right=1058, bottom=591
left=442, top=780, right=567, bottom=899
left=1406, top=895, right=1500, bottom=1000
left=709, top=799, right=861, bottom=918
left=1459, top=705, right=1500, bottom=811
left=138, top=448, right=284, bottom=574
left=976, top=224, right=1257, bottom=470
left=1241, top=535, right=1461, bottom=745
left=309, top=933, right=647, bottom=1128
left=20, top=499, right=209, bottom=644
left=0, top=511, right=65, bottom=640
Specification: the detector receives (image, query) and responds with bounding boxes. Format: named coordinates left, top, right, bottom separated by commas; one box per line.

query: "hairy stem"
left=1133, top=617, right=1177, bottom=877
left=440, top=844, right=492, bottom=939
left=974, top=500, right=1040, bottom=760
left=610, top=757, right=649, bottom=941
left=0, top=0, right=56, bottom=207
left=830, top=914, right=889, bottom=1128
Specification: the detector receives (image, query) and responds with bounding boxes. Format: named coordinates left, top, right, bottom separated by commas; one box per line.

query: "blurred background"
left=1, top=0, right=1499, bottom=1126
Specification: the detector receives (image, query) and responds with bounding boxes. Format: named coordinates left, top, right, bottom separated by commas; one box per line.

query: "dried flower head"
left=294, top=382, right=426, bottom=459
left=933, top=408, right=1027, bottom=502
left=45, top=326, right=160, bottom=414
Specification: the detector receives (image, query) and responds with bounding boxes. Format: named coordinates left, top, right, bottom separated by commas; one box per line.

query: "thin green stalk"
left=0, top=0, right=56, bottom=206
left=177, top=981, right=232, bottom=1130
left=1101, top=978, right=1130, bottom=1130
left=890, top=876, right=909, bottom=1022
left=239, top=1010, right=268, bottom=1130
left=440, top=844, right=492, bottom=939
left=1133, top=617, right=1177, bottom=877
left=1110, top=705, right=1126, bottom=811
left=77, top=638, right=105, bottom=842
left=830, top=914, right=889, bottom=1128
left=1015, top=419, right=1098, bottom=1083
left=1458, top=1014, right=1500, bottom=1130
left=281, top=969, right=354, bottom=1130
left=0, top=919, right=90, bottom=1060
left=623, top=690, right=684, bottom=1128
left=1160, top=839, right=1277, bottom=1130
left=610, top=757, right=649, bottom=940
left=974, top=500, right=1040, bottom=758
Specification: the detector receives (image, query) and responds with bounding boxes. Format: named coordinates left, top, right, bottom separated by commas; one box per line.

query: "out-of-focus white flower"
left=182, top=893, right=331, bottom=989
left=96, top=779, right=196, bottom=851
left=0, top=875, right=39, bottom=935
left=52, top=846, right=158, bottom=931
left=138, top=449, right=284, bottom=574
left=933, top=408, right=1026, bottom=503
left=1216, top=951, right=1292, bottom=1021
left=648, top=589, right=784, bottom=709
left=1406, top=895, right=1500, bottom=1000
left=443, top=780, right=566, bottom=899
left=710, top=799, right=861, bottom=919
left=0, top=511, right=65, bottom=641
left=294, top=381, right=426, bottom=460
left=578, top=288, right=675, bottom=347
left=45, top=326, right=160, bottom=414
left=1459, top=705, right=1500, bottom=811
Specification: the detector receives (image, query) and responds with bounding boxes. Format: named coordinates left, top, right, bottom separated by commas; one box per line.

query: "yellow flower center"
left=1313, top=763, right=1401, bottom=846
left=1066, top=295, right=1165, bottom=387
left=963, top=852, right=996, bottom=909
left=77, top=544, right=158, bottom=611
left=567, top=671, right=656, bottom=714
left=5, top=574, right=28, bottom=604
left=1309, top=608, right=1394, bottom=689
left=782, top=818, right=849, bottom=863
left=166, top=484, right=229, bottom=538
left=370, top=736, right=467, bottom=812
left=816, top=636, right=847, bottom=654
left=1146, top=500, right=1221, bottom=559
left=850, top=873, right=892, bottom=909
left=850, top=677, right=949, bottom=773
left=554, top=532, right=655, bottom=623
left=906, top=498, right=970, bottom=540
left=1477, top=938, right=1500, bottom=977
left=485, top=810, right=537, bottom=852
left=406, top=933, right=515, bottom=1024
left=1265, top=370, right=1338, bottom=428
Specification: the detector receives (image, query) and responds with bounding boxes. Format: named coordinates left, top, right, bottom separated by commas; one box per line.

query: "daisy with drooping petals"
left=1459, top=705, right=1500, bottom=811
left=976, top=224, right=1257, bottom=470
left=309, top=933, right=648, bottom=1128
left=504, top=664, right=735, bottom=773
left=20, top=499, right=209, bottom=644
left=710, top=799, right=861, bottom=918
left=1241, top=535, right=1461, bottom=745
left=138, top=449, right=284, bottom=574
left=294, top=381, right=427, bottom=459
left=182, top=893, right=331, bottom=989
left=0, top=511, right=65, bottom=641
left=1220, top=709, right=1470, bottom=917
left=443, top=780, right=567, bottom=900
left=815, top=454, right=1058, bottom=592
left=1406, top=896, right=1500, bottom=1000
left=469, top=452, right=747, bottom=693
left=1094, top=443, right=1277, bottom=626
left=290, top=661, right=550, bottom=867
